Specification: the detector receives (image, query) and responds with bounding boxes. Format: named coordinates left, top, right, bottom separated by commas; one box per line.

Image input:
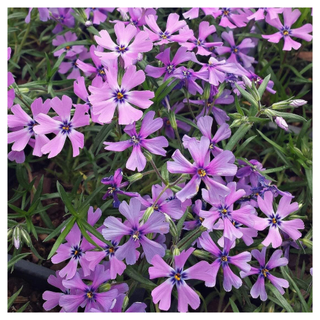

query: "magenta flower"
left=50, top=8, right=75, bottom=34
left=104, top=111, right=168, bottom=172
left=262, top=8, right=312, bottom=51
left=149, top=248, right=213, bottom=312
left=110, top=293, right=147, bottom=312
left=183, top=199, right=205, bottom=231
left=145, top=46, right=198, bottom=81
left=172, top=66, right=204, bottom=95
left=34, top=95, right=90, bottom=158
left=89, top=65, right=154, bottom=125
left=247, top=8, right=284, bottom=21
left=101, top=168, right=139, bottom=207
left=84, top=8, right=114, bottom=25
left=199, top=232, right=251, bottom=291
left=180, top=21, right=222, bottom=56
left=199, top=182, right=256, bottom=241
left=102, top=198, right=169, bottom=265
left=167, top=136, right=237, bottom=202
left=8, top=150, right=25, bottom=164
left=215, top=31, right=256, bottom=68
left=253, top=191, right=304, bottom=248
left=183, top=8, right=220, bottom=20
left=236, top=159, right=266, bottom=186
left=138, top=183, right=184, bottom=220
left=25, top=8, right=50, bottom=24
left=240, top=247, right=289, bottom=301
left=213, top=8, right=250, bottom=29
left=60, top=264, right=119, bottom=312
left=144, top=13, right=193, bottom=45
left=8, top=98, right=51, bottom=157
left=94, top=22, right=153, bottom=68
left=52, top=31, right=85, bottom=58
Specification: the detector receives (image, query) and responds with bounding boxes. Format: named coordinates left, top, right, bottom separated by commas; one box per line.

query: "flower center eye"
left=272, top=218, right=277, bottom=224
left=197, top=169, right=206, bottom=177
left=117, top=92, right=124, bottom=100
left=166, top=64, right=174, bottom=73
left=62, top=125, right=69, bottom=131
left=99, top=69, right=105, bottom=75
left=262, top=268, right=269, bottom=277
left=132, top=230, right=140, bottom=241
left=108, top=247, right=114, bottom=253
left=221, top=208, right=227, bottom=214
left=209, top=143, right=214, bottom=149
left=221, top=256, right=228, bottom=262
left=131, top=135, right=140, bottom=144
left=86, top=291, right=93, bottom=299
left=65, top=46, right=71, bottom=51
left=199, top=217, right=204, bottom=222
left=174, top=273, right=181, bottom=281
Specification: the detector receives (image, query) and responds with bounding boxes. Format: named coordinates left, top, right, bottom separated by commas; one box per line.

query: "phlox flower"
left=247, top=8, right=284, bottom=21
left=84, top=8, right=114, bottom=25
left=167, top=136, right=237, bottom=202
left=240, top=247, right=289, bottom=301
left=104, top=111, right=168, bottom=172
left=149, top=248, right=213, bottom=312
left=94, top=22, right=153, bottom=68
left=89, top=65, right=154, bottom=125
left=144, top=13, right=193, bottom=45
left=33, top=95, right=90, bottom=158
left=213, top=8, right=250, bottom=29
left=216, top=31, right=256, bottom=68
left=102, top=198, right=169, bottom=265
left=173, top=66, right=204, bottom=95
left=52, top=31, right=85, bottom=58
left=199, top=182, right=257, bottom=241
left=253, top=191, right=304, bottom=248
left=110, top=293, right=147, bottom=312
left=236, top=159, right=266, bottom=186
left=262, top=8, right=312, bottom=51
left=8, top=150, right=25, bottom=164
left=138, top=183, right=184, bottom=220
left=101, top=168, right=139, bottom=207
left=25, top=8, right=50, bottom=23
left=199, top=232, right=251, bottom=291
left=180, top=21, right=222, bottom=56
left=145, top=46, right=198, bottom=81
left=183, top=199, right=205, bottom=231
left=183, top=8, right=220, bottom=20
left=8, top=98, right=51, bottom=157
left=275, top=116, right=289, bottom=131
left=59, top=264, right=118, bottom=312
left=50, top=8, right=75, bottom=34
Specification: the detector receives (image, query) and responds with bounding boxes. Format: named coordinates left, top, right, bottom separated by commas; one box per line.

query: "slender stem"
left=14, top=22, right=31, bottom=64
left=149, top=158, right=167, bottom=185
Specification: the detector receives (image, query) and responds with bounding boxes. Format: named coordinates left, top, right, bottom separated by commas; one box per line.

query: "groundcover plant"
left=7, top=7, right=312, bottom=313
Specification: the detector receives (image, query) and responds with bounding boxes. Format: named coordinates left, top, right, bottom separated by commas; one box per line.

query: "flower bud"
left=275, top=116, right=289, bottom=131
left=242, top=75, right=252, bottom=88
left=127, top=173, right=143, bottom=183
left=7, top=228, right=13, bottom=239
left=143, top=149, right=153, bottom=162
left=20, top=228, right=32, bottom=247
left=251, top=84, right=260, bottom=102
left=99, top=283, right=111, bottom=292
left=229, top=119, right=243, bottom=128
left=85, top=20, right=92, bottom=27
left=12, top=226, right=21, bottom=250
left=122, top=296, right=129, bottom=311
left=202, top=82, right=211, bottom=100
left=263, top=108, right=276, bottom=119
left=168, top=217, right=178, bottom=238
left=19, top=88, right=29, bottom=94
left=168, top=111, right=177, bottom=130
left=192, top=249, right=212, bottom=261
left=142, top=206, right=154, bottom=222
left=289, top=99, right=307, bottom=107
left=172, top=245, right=180, bottom=257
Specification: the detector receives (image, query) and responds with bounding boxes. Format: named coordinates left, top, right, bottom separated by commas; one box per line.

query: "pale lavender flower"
left=50, top=8, right=75, bottom=34
left=84, top=8, right=114, bottom=25
left=247, top=8, right=284, bottom=21
left=52, top=31, right=85, bottom=58
left=183, top=8, right=220, bottom=20
left=25, top=8, right=50, bottom=23
left=275, top=116, right=289, bottom=131
left=213, top=8, right=250, bottom=29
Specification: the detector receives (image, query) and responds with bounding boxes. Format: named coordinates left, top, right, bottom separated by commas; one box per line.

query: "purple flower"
left=33, top=95, right=90, bottom=158
left=94, top=22, right=153, bottom=68
left=84, top=8, right=114, bottom=25
left=199, top=182, right=257, bottom=241
left=183, top=8, right=220, bottom=20
left=52, top=31, right=85, bottom=58
left=110, top=293, right=147, bottom=312
left=253, top=191, right=304, bottom=248
left=213, top=8, right=250, bottom=29
left=102, top=198, right=169, bottom=264
left=262, top=8, right=312, bottom=51
left=101, top=168, right=139, bottom=207
left=138, top=183, right=184, bottom=220
left=149, top=248, right=213, bottom=312
left=8, top=98, right=51, bottom=157
left=8, top=150, right=25, bottom=164
left=89, top=65, right=154, bottom=125
left=172, top=66, right=204, bottom=95
left=247, top=8, right=284, bottom=21
left=104, top=111, right=168, bottom=172
left=236, top=159, right=265, bottom=186
left=145, top=46, right=198, bottom=81
left=275, top=116, right=289, bottom=131
left=183, top=199, right=205, bottom=231
left=60, top=264, right=118, bottom=312
left=167, top=136, right=237, bottom=202
left=50, top=8, right=75, bottom=34
left=180, top=21, right=222, bottom=56
left=199, top=232, right=251, bottom=291
left=215, top=31, right=256, bottom=68
left=240, top=247, right=289, bottom=301
left=144, top=13, right=193, bottom=45
left=25, top=8, right=50, bottom=24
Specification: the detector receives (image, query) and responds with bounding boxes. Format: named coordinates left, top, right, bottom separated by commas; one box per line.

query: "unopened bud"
left=251, top=84, right=260, bottom=101
left=20, top=228, right=32, bottom=247
left=168, top=111, right=177, bottom=130
left=192, top=249, right=212, bottom=260
left=85, top=20, right=92, bottom=27
left=203, top=82, right=211, bottom=100
left=172, top=245, right=180, bottom=257
left=143, top=149, right=153, bottom=162
left=242, top=75, right=252, bottom=88
left=289, top=99, right=307, bottom=107
left=127, top=173, right=143, bottom=183
left=263, top=108, right=276, bottom=119
left=271, top=100, right=291, bottom=110
left=12, top=226, right=21, bottom=250
left=19, top=88, right=29, bottom=94
left=7, top=228, right=13, bottom=239
left=99, top=283, right=111, bottom=292
left=275, top=116, right=289, bottom=131
left=142, top=206, right=154, bottom=222
left=122, top=296, right=129, bottom=311
left=168, top=217, right=178, bottom=238
left=229, top=119, right=243, bottom=128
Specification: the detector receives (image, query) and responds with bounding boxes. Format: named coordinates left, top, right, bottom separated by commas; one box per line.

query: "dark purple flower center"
left=231, top=45, right=239, bottom=54
left=268, top=213, right=281, bottom=227
left=209, top=142, right=216, bottom=150
left=97, top=65, right=106, bottom=77
left=259, top=266, right=270, bottom=278
left=113, top=88, right=127, bottom=103
left=280, top=26, right=292, bottom=37
left=84, top=288, right=96, bottom=301
left=219, top=251, right=229, bottom=267
left=27, top=119, right=38, bottom=134
left=105, top=241, right=118, bottom=257
left=130, top=20, right=138, bottom=26
left=71, top=245, right=83, bottom=260
left=170, top=268, right=187, bottom=285
left=219, top=206, right=230, bottom=219
left=249, top=74, right=262, bottom=85
left=231, top=219, right=241, bottom=228
left=131, top=135, right=141, bottom=145
left=166, top=64, right=175, bottom=74
left=195, top=39, right=204, bottom=46
left=64, top=45, right=72, bottom=51
left=222, top=8, right=231, bottom=16
left=116, top=45, right=128, bottom=54
left=57, top=15, right=65, bottom=23
left=72, top=59, right=78, bottom=68
left=159, top=31, right=171, bottom=40
left=182, top=70, right=191, bottom=78
left=60, top=120, right=72, bottom=134
left=197, top=168, right=207, bottom=177
left=131, top=228, right=142, bottom=241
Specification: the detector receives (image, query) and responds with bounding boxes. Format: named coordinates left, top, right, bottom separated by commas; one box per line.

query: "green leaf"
left=52, top=40, right=93, bottom=53
left=154, top=78, right=180, bottom=104
left=258, top=74, right=271, bottom=98
left=177, top=227, right=206, bottom=251
left=47, top=217, right=77, bottom=259
left=234, top=95, right=245, bottom=116
left=225, top=123, right=253, bottom=151
left=8, top=286, right=24, bottom=310
left=175, top=114, right=199, bottom=129
left=8, top=253, right=31, bottom=270
left=176, top=209, right=190, bottom=239
left=229, top=298, right=239, bottom=312
left=256, top=129, right=287, bottom=154
left=272, top=110, right=307, bottom=122
left=8, top=203, right=27, bottom=216
left=43, top=217, right=72, bottom=242
left=56, top=181, right=78, bottom=217
left=234, top=135, right=257, bottom=156
left=16, top=301, right=30, bottom=312
left=266, top=283, right=294, bottom=312
left=80, top=219, right=111, bottom=246
left=234, top=83, right=259, bottom=109
left=124, top=265, right=157, bottom=289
